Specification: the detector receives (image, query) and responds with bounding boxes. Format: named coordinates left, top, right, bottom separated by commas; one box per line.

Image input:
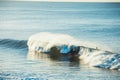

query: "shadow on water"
left=27, top=49, right=80, bottom=67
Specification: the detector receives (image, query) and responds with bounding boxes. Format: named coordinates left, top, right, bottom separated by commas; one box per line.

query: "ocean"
left=0, top=1, right=120, bottom=80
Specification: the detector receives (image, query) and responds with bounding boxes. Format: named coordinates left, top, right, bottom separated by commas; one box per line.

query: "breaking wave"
left=27, top=32, right=120, bottom=71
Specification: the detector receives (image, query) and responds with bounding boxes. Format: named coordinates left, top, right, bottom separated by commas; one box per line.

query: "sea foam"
left=27, top=32, right=120, bottom=70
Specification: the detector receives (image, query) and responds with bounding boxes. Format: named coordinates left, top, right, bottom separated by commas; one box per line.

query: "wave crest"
left=27, top=32, right=120, bottom=71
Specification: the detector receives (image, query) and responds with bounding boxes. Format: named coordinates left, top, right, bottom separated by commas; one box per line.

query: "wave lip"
left=27, top=32, right=120, bottom=71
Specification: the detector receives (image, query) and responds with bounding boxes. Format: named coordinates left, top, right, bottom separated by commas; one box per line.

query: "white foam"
left=27, top=32, right=120, bottom=70
left=27, top=32, right=103, bottom=51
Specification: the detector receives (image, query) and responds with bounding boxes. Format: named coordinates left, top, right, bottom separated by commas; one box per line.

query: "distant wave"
left=27, top=32, right=120, bottom=71
left=0, top=39, right=27, bottom=49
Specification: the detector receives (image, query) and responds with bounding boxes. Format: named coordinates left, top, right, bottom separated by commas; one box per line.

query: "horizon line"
left=1, top=0, right=120, bottom=2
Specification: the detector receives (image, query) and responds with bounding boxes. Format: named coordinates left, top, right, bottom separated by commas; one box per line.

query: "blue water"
left=0, top=1, right=120, bottom=80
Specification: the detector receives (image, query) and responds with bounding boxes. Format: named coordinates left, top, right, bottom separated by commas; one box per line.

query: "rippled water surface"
left=0, top=47, right=120, bottom=80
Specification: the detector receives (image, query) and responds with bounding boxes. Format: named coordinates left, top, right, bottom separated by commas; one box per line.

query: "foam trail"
left=27, top=32, right=120, bottom=71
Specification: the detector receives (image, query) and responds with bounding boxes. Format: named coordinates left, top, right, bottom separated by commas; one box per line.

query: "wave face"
left=27, top=32, right=120, bottom=71
left=0, top=39, right=27, bottom=49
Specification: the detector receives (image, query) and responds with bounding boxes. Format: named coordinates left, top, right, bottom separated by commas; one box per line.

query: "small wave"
left=27, top=32, right=120, bottom=71
left=0, top=39, right=27, bottom=49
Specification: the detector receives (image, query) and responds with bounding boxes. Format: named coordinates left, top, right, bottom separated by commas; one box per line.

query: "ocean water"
left=0, top=1, right=120, bottom=80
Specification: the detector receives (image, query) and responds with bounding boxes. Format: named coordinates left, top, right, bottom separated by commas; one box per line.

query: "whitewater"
left=28, top=32, right=120, bottom=71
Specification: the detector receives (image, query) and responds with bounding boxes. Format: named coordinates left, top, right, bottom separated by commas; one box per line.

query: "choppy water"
left=0, top=1, right=120, bottom=80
